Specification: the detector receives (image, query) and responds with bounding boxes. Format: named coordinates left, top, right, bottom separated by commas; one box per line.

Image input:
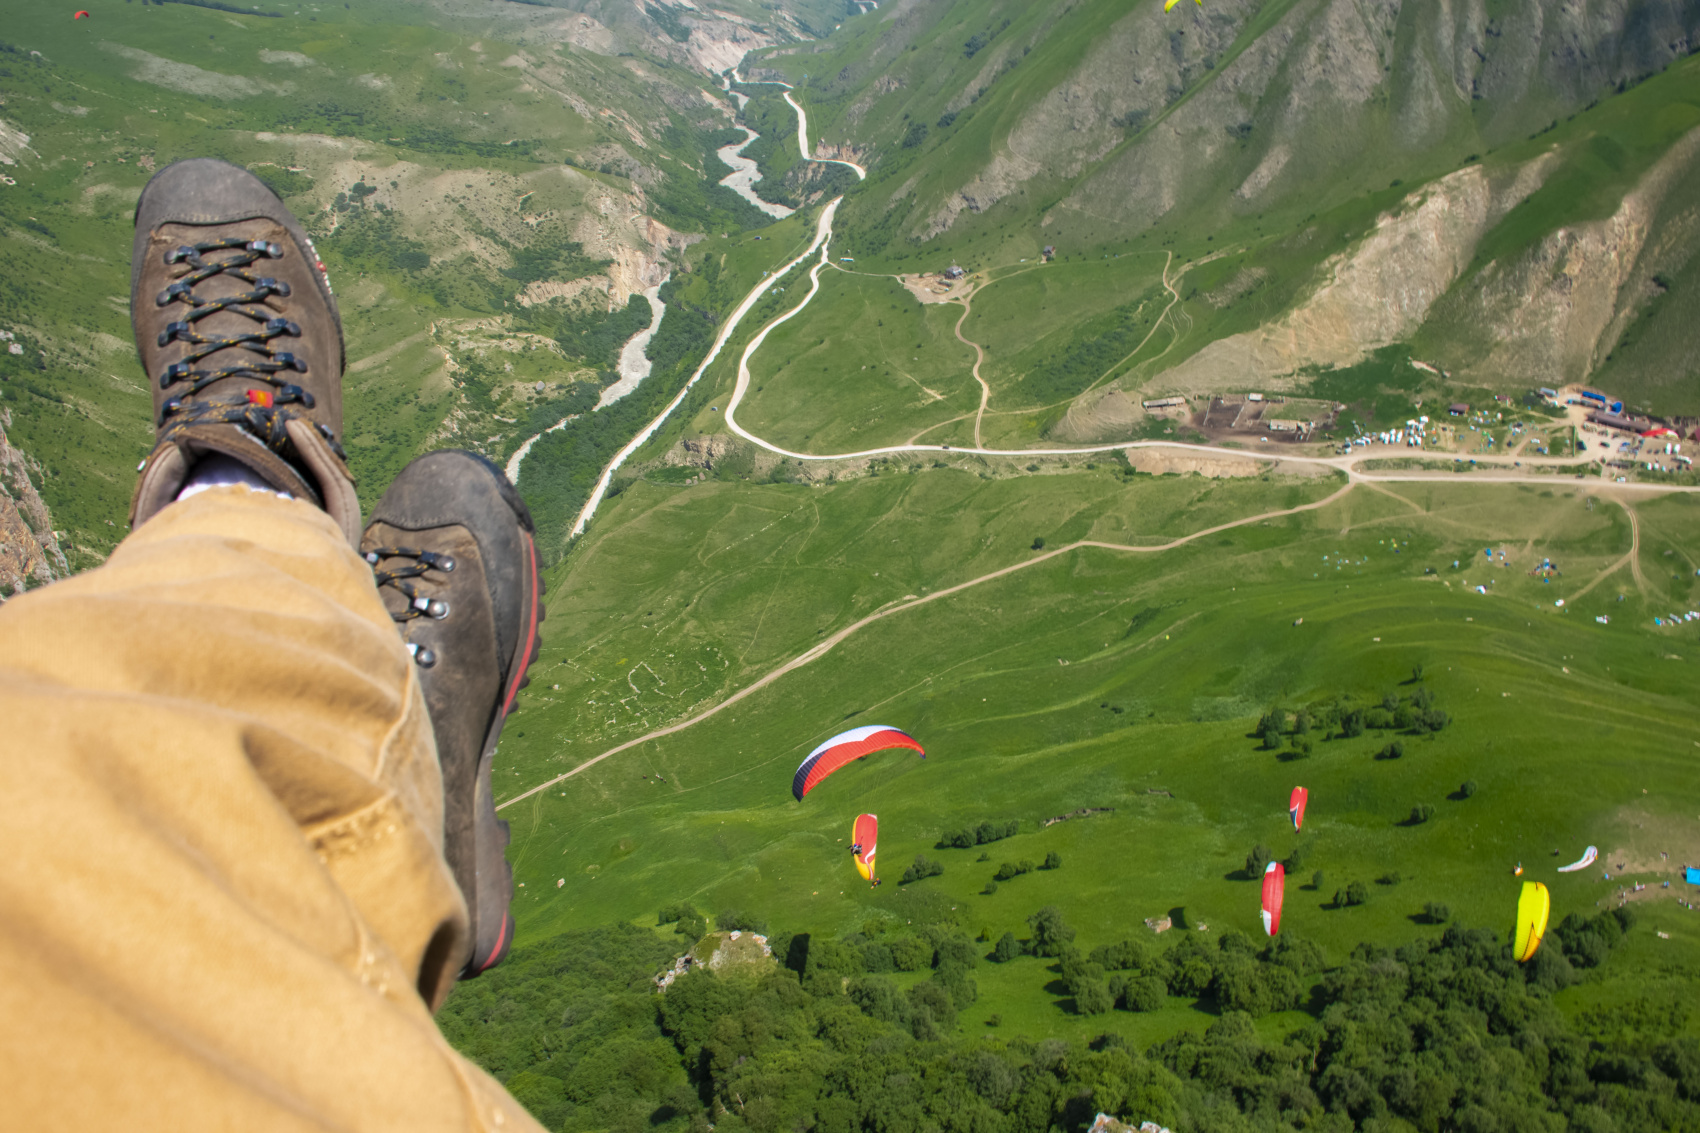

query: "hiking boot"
left=361, top=450, right=543, bottom=983
left=130, top=158, right=359, bottom=544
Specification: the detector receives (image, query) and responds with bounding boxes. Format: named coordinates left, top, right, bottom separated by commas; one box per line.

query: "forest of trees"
left=438, top=902, right=1699, bottom=1133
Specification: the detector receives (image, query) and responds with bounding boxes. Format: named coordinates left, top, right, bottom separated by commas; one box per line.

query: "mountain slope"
left=739, top=0, right=1700, bottom=417
left=0, top=0, right=806, bottom=576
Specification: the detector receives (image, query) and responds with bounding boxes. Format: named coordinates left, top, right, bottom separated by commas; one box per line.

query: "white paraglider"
left=1557, top=846, right=1598, bottom=873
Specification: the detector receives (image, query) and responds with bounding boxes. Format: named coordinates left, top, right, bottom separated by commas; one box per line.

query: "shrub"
left=1125, top=975, right=1166, bottom=1012
left=1460, top=779, right=1478, bottom=798
left=1244, top=844, right=1272, bottom=877
left=981, top=880, right=998, bottom=896
left=1026, top=906, right=1075, bottom=957
left=1344, top=881, right=1369, bottom=906
left=900, top=855, right=944, bottom=884
left=1042, top=851, right=1062, bottom=870
left=1423, top=902, right=1451, bottom=924
left=1310, top=870, right=1325, bottom=890
left=890, top=936, right=932, bottom=972
left=1376, top=740, right=1405, bottom=760
left=1075, top=980, right=1113, bottom=1015
left=716, top=908, right=766, bottom=933
left=1409, top=803, right=1435, bottom=824
left=991, top=932, right=1020, bottom=963
left=1378, top=871, right=1402, bottom=886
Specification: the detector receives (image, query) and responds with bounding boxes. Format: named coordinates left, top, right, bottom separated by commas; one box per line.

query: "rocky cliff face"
left=1424, top=123, right=1700, bottom=391
left=0, top=409, right=68, bottom=599
left=1149, top=155, right=1556, bottom=392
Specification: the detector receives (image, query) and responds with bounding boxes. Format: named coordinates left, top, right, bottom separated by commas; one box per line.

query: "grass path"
left=1570, top=499, right=1645, bottom=601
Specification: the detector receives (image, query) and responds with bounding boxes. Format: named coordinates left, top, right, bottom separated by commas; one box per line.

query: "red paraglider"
left=791, top=725, right=924, bottom=800
left=1289, top=786, right=1308, bottom=831
left=851, top=813, right=878, bottom=884
left=74, top=10, right=91, bottom=18
left=1261, top=861, right=1285, bottom=936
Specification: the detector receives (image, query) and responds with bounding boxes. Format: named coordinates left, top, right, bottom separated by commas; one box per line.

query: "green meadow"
left=738, top=269, right=979, bottom=451
left=493, top=466, right=1700, bottom=1050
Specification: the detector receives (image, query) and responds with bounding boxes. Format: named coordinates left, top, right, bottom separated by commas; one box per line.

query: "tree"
left=1376, top=740, right=1405, bottom=760
left=992, top=932, right=1020, bottom=963
left=1311, top=870, right=1325, bottom=891
left=1409, top=803, right=1435, bottom=824
left=1026, top=906, right=1076, bottom=957
left=982, top=880, right=998, bottom=895
left=1345, top=881, right=1369, bottom=906
left=1042, top=851, right=1062, bottom=870
left=1031, top=536, right=1046, bottom=550
left=1411, top=663, right=1425, bottom=682
left=1460, top=779, right=1478, bottom=798
left=900, top=855, right=944, bottom=884
left=1423, top=902, right=1451, bottom=924
left=1340, top=709, right=1366, bottom=737
left=1076, top=980, right=1113, bottom=1015
left=1244, top=844, right=1272, bottom=878
left=1293, top=710, right=1311, bottom=735
left=1125, top=975, right=1166, bottom=1012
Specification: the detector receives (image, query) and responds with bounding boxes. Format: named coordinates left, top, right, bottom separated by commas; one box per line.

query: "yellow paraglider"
left=1164, top=0, right=1203, bottom=9
left=1514, top=881, right=1550, bottom=962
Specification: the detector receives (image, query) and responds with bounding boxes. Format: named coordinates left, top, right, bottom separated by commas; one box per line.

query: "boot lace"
left=365, top=546, right=456, bottom=667
left=153, top=237, right=344, bottom=458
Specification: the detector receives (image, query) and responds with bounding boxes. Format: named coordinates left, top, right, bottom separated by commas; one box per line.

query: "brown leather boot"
left=362, top=450, right=543, bottom=984
left=129, top=158, right=359, bottom=544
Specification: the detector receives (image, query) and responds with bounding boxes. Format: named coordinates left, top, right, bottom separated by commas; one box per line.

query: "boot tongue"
left=157, top=223, right=301, bottom=410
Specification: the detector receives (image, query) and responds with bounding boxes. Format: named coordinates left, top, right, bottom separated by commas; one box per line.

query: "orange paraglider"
left=74, top=10, right=91, bottom=18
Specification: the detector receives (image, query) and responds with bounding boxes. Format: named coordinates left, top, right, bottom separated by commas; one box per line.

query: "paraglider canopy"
left=1557, top=846, right=1598, bottom=874
left=73, top=9, right=90, bottom=17
left=1260, top=861, right=1285, bottom=936
left=1289, top=786, right=1308, bottom=831
left=1514, top=881, right=1550, bottom=962
left=791, top=725, right=924, bottom=800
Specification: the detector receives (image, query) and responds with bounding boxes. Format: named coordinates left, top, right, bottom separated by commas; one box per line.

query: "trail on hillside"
left=1570, top=499, right=1646, bottom=601
left=951, top=296, right=990, bottom=448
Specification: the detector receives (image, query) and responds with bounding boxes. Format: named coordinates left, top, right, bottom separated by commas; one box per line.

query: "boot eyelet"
left=426, top=599, right=450, bottom=620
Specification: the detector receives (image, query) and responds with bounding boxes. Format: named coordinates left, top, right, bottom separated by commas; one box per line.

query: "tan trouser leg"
left=0, top=487, right=542, bottom=1132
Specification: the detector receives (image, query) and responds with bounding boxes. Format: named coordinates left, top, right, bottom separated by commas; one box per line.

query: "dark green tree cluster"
left=658, top=902, right=707, bottom=940
left=443, top=905, right=1697, bottom=1133
left=1269, top=684, right=1452, bottom=750
left=993, top=859, right=1037, bottom=882
left=899, top=855, right=944, bottom=884
left=520, top=275, right=719, bottom=560
left=937, top=818, right=1020, bottom=849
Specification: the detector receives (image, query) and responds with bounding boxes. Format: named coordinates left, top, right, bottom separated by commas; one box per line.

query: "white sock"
left=175, top=453, right=294, bottom=502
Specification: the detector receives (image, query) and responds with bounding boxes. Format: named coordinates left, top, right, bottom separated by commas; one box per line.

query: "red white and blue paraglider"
left=1289, top=786, right=1308, bottom=831
left=791, top=725, right=925, bottom=800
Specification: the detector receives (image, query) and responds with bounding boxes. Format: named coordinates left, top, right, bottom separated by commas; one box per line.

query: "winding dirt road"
left=951, top=297, right=990, bottom=448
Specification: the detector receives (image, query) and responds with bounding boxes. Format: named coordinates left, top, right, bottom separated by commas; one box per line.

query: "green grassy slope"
left=738, top=269, right=979, bottom=451
left=492, top=467, right=1700, bottom=1054
left=0, top=0, right=788, bottom=566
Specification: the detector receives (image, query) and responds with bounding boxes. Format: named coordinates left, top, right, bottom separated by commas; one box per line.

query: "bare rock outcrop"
left=0, top=408, right=68, bottom=598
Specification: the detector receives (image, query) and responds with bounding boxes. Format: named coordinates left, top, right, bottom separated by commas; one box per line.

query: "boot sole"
left=463, top=515, right=540, bottom=977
